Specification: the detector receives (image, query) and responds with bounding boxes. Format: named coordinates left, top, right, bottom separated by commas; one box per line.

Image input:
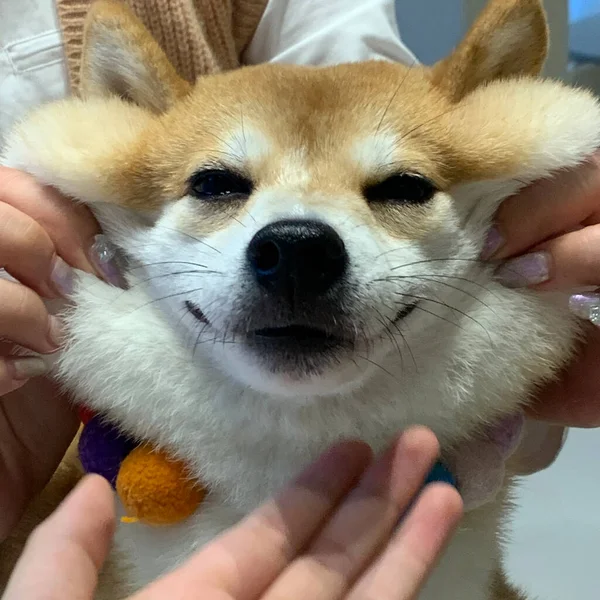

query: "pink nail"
left=89, top=235, right=128, bottom=289
left=49, top=256, right=75, bottom=297
left=481, top=226, right=505, bottom=260
left=9, top=357, right=48, bottom=380
left=495, top=252, right=550, bottom=288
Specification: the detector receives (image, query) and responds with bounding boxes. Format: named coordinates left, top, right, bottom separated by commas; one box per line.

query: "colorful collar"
left=77, top=406, right=523, bottom=525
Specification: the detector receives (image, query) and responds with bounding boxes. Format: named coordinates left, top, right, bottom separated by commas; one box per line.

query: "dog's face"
left=5, top=0, right=599, bottom=407
left=120, top=64, right=485, bottom=398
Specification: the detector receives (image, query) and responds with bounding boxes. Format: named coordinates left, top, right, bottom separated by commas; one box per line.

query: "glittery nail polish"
left=569, top=293, right=600, bottom=326
left=495, top=252, right=550, bottom=288
left=89, top=234, right=128, bottom=289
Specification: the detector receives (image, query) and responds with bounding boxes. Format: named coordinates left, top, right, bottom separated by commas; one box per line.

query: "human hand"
left=0, top=166, right=122, bottom=541
left=484, top=152, right=600, bottom=427
left=3, top=427, right=463, bottom=600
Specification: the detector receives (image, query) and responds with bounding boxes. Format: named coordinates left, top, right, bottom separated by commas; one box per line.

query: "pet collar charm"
left=117, top=445, right=206, bottom=525
left=425, top=461, right=456, bottom=488
left=78, top=409, right=206, bottom=525
left=77, top=406, right=523, bottom=523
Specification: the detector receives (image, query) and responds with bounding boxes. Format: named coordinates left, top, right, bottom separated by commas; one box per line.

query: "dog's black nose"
left=247, top=219, right=347, bottom=297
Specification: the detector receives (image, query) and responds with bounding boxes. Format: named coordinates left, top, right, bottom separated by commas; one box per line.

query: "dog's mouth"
left=185, top=301, right=418, bottom=350
left=254, top=325, right=335, bottom=341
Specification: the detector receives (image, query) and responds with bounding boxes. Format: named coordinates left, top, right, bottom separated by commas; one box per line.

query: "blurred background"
left=395, top=1, right=600, bottom=597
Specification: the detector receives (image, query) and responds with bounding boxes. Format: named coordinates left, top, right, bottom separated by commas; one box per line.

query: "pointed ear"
left=80, top=0, right=191, bottom=112
left=431, top=0, right=548, bottom=102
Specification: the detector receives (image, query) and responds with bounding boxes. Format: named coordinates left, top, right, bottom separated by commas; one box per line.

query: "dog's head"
left=4, top=0, right=599, bottom=406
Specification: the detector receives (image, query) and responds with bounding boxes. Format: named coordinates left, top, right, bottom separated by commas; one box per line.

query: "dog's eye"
left=364, top=173, right=437, bottom=205
left=189, top=169, right=253, bottom=199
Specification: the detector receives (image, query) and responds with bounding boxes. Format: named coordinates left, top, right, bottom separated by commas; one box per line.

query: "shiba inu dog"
left=2, top=0, right=599, bottom=597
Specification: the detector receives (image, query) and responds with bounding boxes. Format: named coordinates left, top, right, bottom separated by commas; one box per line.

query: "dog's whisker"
left=377, top=274, right=493, bottom=310
left=126, top=270, right=223, bottom=290
left=399, top=105, right=461, bottom=144
left=355, top=354, right=400, bottom=384
left=392, top=292, right=492, bottom=343
left=378, top=272, right=495, bottom=294
left=149, top=224, right=222, bottom=254
left=376, top=56, right=417, bottom=135
left=389, top=257, right=485, bottom=271
left=118, top=287, right=207, bottom=318
left=373, top=308, right=409, bottom=374
left=125, top=260, right=216, bottom=271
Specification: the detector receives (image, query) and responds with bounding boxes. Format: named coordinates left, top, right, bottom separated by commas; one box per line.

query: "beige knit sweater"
left=56, top=0, right=268, bottom=92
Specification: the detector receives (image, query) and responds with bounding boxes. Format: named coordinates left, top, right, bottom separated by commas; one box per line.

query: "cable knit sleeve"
left=56, top=0, right=268, bottom=92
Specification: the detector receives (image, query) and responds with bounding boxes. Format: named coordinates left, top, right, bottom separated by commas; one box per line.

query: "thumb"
left=3, top=475, right=116, bottom=600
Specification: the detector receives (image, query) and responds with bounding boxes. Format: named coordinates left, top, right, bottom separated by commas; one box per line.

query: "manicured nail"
left=49, top=256, right=75, bottom=297
left=495, top=252, right=550, bottom=288
left=569, top=293, right=600, bottom=326
left=89, top=234, right=128, bottom=289
left=481, top=226, right=505, bottom=259
left=9, top=357, right=48, bottom=380
left=47, top=315, right=65, bottom=350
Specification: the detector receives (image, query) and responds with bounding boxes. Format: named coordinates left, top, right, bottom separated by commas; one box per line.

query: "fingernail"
left=495, top=252, right=550, bottom=288
left=569, top=293, right=600, bottom=326
left=89, top=234, right=128, bottom=289
left=49, top=256, right=75, bottom=297
left=9, top=357, right=48, bottom=380
left=481, top=226, right=505, bottom=260
left=47, top=315, right=65, bottom=350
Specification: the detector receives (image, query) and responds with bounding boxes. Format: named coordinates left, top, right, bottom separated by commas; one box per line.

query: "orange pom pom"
left=116, top=445, right=206, bottom=526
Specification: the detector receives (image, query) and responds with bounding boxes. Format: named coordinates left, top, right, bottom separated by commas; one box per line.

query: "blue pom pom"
left=424, top=461, right=456, bottom=488
left=78, top=416, right=137, bottom=488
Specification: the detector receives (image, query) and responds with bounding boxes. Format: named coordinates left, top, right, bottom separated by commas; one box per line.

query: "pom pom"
left=116, top=445, right=206, bottom=526
left=425, top=461, right=456, bottom=488
left=78, top=416, right=137, bottom=487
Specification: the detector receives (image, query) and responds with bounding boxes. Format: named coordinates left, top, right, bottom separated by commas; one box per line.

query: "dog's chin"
left=212, top=340, right=373, bottom=400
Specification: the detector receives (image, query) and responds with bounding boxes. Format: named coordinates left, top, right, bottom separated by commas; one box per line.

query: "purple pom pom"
left=78, top=416, right=137, bottom=487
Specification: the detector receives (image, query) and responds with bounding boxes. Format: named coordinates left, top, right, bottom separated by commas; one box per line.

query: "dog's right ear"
left=81, top=0, right=191, bottom=112
left=431, top=0, right=548, bottom=102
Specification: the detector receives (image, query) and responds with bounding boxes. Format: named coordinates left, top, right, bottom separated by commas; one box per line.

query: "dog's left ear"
left=431, top=0, right=548, bottom=102
left=81, top=0, right=191, bottom=112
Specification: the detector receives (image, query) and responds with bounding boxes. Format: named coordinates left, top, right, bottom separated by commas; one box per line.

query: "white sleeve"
left=243, top=0, right=418, bottom=67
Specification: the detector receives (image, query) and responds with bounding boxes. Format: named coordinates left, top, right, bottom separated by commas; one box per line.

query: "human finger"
left=2, top=475, right=115, bottom=600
